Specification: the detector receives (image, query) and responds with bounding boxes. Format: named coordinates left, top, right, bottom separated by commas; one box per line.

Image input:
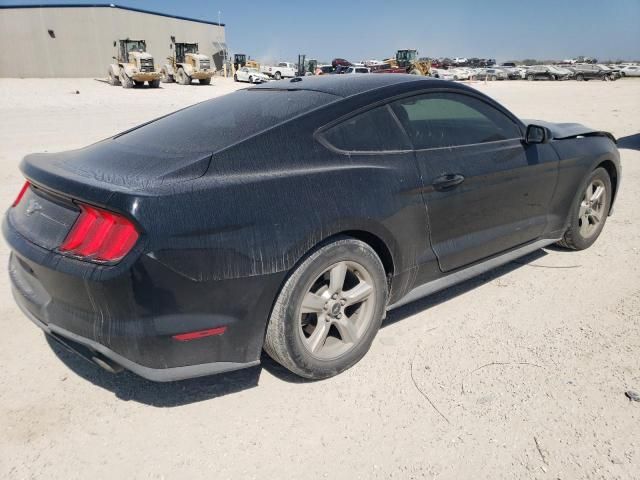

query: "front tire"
left=557, top=167, right=611, bottom=250
left=149, top=79, right=160, bottom=88
left=527, top=74, right=534, bottom=81
left=177, top=68, right=191, bottom=85
left=264, top=238, right=388, bottom=379
left=199, top=77, right=211, bottom=85
left=274, top=71, right=282, bottom=80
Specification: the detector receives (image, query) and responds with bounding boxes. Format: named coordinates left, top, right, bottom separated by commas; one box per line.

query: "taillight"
left=12, top=181, right=30, bottom=207
left=59, top=203, right=139, bottom=263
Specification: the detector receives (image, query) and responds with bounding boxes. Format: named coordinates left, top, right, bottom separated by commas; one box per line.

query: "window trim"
left=315, top=102, right=414, bottom=156
left=315, top=87, right=525, bottom=155
left=391, top=90, right=525, bottom=151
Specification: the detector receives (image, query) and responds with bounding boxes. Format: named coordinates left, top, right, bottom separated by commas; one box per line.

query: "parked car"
left=317, top=65, right=336, bottom=75
left=568, top=64, right=617, bottom=81
left=344, top=66, right=371, bottom=74
left=475, top=68, right=507, bottom=80
left=501, top=62, right=517, bottom=68
left=497, top=67, right=522, bottom=80
left=450, top=67, right=471, bottom=80
left=620, top=65, right=640, bottom=77
left=4, top=75, right=620, bottom=382
left=525, top=65, right=571, bottom=81
left=260, top=62, right=297, bottom=80
left=597, top=65, right=621, bottom=80
left=234, top=67, right=270, bottom=84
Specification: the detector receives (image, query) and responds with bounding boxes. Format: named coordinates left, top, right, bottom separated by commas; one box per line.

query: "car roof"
left=251, top=73, right=471, bottom=98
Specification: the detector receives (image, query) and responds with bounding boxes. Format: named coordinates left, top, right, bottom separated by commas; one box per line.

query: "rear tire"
left=264, top=238, right=388, bottom=379
left=160, top=68, right=173, bottom=83
left=149, top=79, right=160, bottom=88
left=177, top=68, right=191, bottom=85
left=576, top=73, right=584, bottom=82
left=199, top=77, right=211, bottom=85
left=491, top=75, right=497, bottom=81
left=120, top=73, right=133, bottom=88
left=274, top=71, right=282, bottom=80
left=557, top=167, right=611, bottom=250
left=108, top=70, right=121, bottom=86
left=527, top=74, right=534, bottom=81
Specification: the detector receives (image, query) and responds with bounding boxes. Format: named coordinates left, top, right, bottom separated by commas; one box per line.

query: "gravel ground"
left=0, top=77, right=639, bottom=480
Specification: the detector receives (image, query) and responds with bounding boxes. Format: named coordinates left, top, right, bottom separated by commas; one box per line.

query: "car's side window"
left=391, top=92, right=522, bottom=149
left=320, top=104, right=411, bottom=152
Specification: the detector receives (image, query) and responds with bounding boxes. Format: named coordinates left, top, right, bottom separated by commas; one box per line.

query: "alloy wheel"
left=298, top=261, right=376, bottom=360
left=578, top=179, right=607, bottom=238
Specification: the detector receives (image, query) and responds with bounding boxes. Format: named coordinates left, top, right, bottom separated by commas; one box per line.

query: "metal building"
left=0, top=4, right=227, bottom=77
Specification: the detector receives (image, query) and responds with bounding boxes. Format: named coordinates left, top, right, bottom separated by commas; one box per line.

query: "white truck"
left=260, top=62, right=297, bottom=80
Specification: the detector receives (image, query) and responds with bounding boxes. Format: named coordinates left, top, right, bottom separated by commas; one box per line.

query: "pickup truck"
left=260, top=62, right=297, bottom=80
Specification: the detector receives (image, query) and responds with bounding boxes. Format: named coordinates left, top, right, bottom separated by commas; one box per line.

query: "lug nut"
left=332, top=294, right=338, bottom=300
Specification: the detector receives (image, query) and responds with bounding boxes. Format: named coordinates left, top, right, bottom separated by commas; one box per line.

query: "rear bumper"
left=14, top=293, right=258, bottom=382
left=6, top=230, right=285, bottom=381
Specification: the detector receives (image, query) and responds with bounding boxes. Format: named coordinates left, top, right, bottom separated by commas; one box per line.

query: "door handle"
left=432, top=174, right=465, bottom=191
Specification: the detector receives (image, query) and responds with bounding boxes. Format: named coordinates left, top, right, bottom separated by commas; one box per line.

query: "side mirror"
left=112, top=56, right=116, bottom=60
left=525, top=124, right=550, bottom=144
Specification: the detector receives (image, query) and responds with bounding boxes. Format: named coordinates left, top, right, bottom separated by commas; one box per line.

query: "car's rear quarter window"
left=114, top=89, right=340, bottom=154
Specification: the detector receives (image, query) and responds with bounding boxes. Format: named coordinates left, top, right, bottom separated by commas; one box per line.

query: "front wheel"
left=176, top=68, right=191, bottom=85
left=149, top=79, right=160, bottom=88
left=576, top=74, right=584, bottom=81
left=274, top=71, right=282, bottom=80
left=527, top=74, right=534, bottom=81
left=557, top=167, right=611, bottom=250
left=264, top=238, right=388, bottom=379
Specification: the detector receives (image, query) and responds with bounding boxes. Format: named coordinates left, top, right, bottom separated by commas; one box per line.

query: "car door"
left=390, top=91, right=558, bottom=274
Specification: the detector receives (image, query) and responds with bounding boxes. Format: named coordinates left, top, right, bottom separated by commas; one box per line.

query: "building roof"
left=0, top=3, right=225, bottom=27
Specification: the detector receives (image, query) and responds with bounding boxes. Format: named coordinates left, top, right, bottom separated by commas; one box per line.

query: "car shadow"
left=47, top=248, right=549, bottom=405
left=617, top=133, right=640, bottom=151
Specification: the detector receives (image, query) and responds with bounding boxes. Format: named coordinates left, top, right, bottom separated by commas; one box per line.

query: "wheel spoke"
left=590, top=185, right=604, bottom=203
left=301, top=292, right=326, bottom=314
left=590, top=212, right=601, bottom=224
left=578, top=201, right=588, bottom=219
left=343, top=281, right=373, bottom=307
left=306, top=320, right=330, bottom=353
left=583, top=184, right=593, bottom=203
left=335, top=317, right=358, bottom=344
left=329, top=262, right=347, bottom=293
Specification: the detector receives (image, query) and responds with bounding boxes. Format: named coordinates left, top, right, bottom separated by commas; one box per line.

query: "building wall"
left=0, top=6, right=226, bottom=77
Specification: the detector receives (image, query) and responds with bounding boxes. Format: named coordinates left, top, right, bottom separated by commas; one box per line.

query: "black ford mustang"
left=4, top=75, right=620, bottom=381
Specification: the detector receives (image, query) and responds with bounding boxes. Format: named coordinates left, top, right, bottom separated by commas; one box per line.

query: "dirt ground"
left=0, top=77, right=639, bottom=480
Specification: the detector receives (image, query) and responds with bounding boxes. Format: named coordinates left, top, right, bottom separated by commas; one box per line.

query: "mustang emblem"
left=25, top=199, right=43, bottom=216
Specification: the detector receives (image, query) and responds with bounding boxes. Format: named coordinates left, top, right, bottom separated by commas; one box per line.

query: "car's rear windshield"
left=114, top=89, right=340, bottom=154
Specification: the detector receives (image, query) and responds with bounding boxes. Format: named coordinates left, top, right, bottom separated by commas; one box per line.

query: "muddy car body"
left=4, top=75, right=621, bottom=381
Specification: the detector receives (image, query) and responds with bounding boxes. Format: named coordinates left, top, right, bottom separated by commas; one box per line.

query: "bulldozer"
left=377, top=49, right=431, bottom=75
left=232, top=54, right=258, bottom=73
left=161, top=42, right=214, bottom=85
left=108, top=39, right=161, bottom=88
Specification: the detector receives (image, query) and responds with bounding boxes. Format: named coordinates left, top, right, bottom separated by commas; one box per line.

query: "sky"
left=2, top=0, right=639, bottom=62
